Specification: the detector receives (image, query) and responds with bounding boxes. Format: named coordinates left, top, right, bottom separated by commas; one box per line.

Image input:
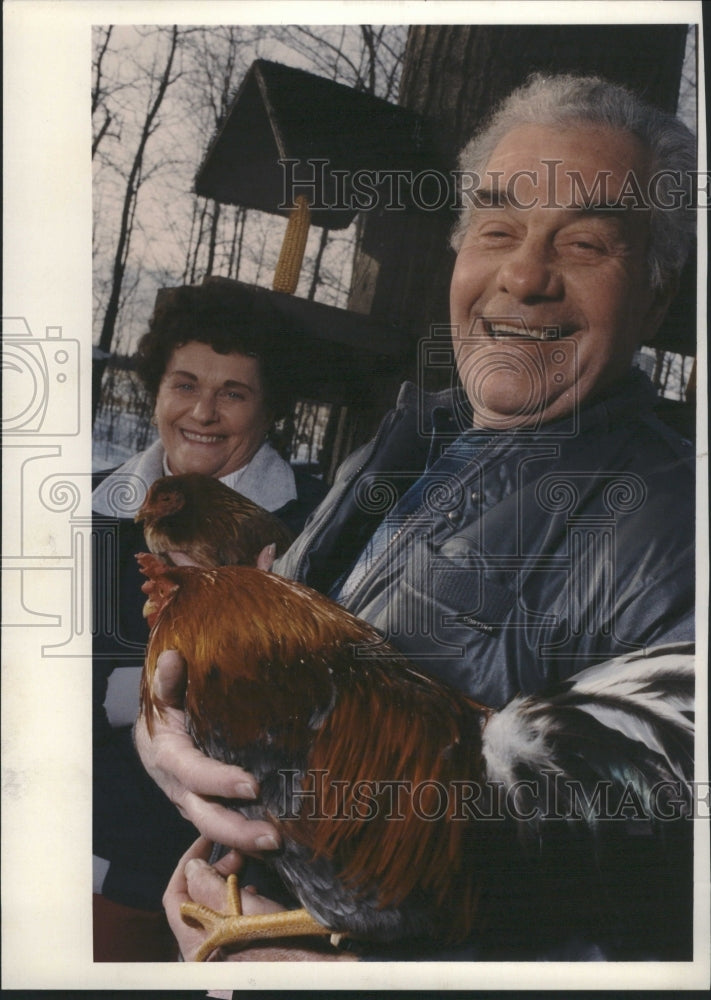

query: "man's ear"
left=643, top=274, right=679, bottom=344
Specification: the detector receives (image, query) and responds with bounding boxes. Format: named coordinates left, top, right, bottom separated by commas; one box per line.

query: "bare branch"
left=94, top=25, right=182, bottom=420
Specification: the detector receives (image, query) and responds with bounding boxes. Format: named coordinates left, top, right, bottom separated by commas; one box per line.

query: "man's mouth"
left=483, top=320, right=572, bottom=341
left=180, top=429, right=225, bottom=444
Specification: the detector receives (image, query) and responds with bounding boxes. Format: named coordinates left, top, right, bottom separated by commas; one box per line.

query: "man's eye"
left=562, top=238, right=605, bottom=255
left=479, top=228, right=515, bottom=243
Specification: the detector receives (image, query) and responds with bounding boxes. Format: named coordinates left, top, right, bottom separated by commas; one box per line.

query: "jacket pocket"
left=434, top=563, right=518, bottom=636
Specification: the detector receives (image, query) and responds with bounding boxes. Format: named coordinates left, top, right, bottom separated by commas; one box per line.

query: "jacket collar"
left=92, top=439, right=296, bottom=517
left=396, top=368, right=658, bottom=442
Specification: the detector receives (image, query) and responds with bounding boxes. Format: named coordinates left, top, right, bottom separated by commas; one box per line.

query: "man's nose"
left=496, top=240, right=563, bottom=301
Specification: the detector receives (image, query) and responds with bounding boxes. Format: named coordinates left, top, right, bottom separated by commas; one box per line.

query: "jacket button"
left=471, top=491, right=480, bottom=502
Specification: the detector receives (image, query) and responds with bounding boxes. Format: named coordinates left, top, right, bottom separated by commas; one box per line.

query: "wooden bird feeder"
left=195, top=59, right=444, bottom=298
left=195, top=59, right=438, bottom=230
left=192, top=58, right=445, bottom=424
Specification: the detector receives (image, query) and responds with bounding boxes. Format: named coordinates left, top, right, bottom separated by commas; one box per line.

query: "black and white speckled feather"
left=482, top=643, right=694, bottom=822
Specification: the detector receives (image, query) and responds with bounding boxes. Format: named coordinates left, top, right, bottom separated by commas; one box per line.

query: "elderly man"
left=138, top=74, right=696, bottom=961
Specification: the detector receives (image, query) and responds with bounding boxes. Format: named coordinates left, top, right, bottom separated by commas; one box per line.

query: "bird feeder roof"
left=194, top=59, right=438, bottom=229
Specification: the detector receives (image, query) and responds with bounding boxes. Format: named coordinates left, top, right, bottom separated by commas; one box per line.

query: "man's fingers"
left=256, top=542, right=276, bottom=572
left=180, top=791, right=281, bottom=853
left=134, top=701, right=279, bottom=852
left=181, top=857, right=283, bottom=916
left=212, top=849, right=245, bottom=878
left=165, top=550, right=202, bottom=567
left=158, top=738, right=259, bottom=801
left=163, top=835, right=213, bottom=913
left=153, top=649, right=188, bottom=705
left=184, top=858, right=234, bottom=913
left=165, top=838, right=357, bottom=963
left=239, top=885, right=285, bottom=916
left=163, top=837, right=217, bottom=959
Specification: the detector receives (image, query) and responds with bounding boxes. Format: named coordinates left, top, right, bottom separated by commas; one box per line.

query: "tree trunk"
left=92, top=26, right=113, bottom=160
left=228, top=205, right=246, bottom=278
left=308, top=227, right=330, bottom=300
left=182, top=200, right=200, bottom=284
left=189, top=199, right=210, bottom=283
left=93, top=26, right=180, bottom=422
left=204, top=200, right=221, bottom=277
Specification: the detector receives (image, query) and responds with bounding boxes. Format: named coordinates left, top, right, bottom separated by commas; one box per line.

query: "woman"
left=92, top=278, right=317, bottom=525
left=92, top=279, right=325, bottom=961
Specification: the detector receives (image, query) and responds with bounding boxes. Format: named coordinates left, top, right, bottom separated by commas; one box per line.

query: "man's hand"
left=256, top=542, right=277, bottom=572
left=133, top=649, right=280, bottom=852
left=164, top=837, right=358, bottom=962
left=163, top=836, right=280, bottom=961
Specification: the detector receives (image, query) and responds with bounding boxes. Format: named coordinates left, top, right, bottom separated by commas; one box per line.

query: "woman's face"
left=154, top=341, right=272, bottom=478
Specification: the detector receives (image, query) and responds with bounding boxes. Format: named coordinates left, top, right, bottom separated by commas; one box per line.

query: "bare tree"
left=92, top=26, right=116, bottom=159
left=227, top=205, right=247, bottom=278
left=180, top=26, right=255, bottom=283
left=93, top=25, right=182, bottom=421
left=271, top=25, right=406, bottom=99
left=91, top=25, right=409, bottom=458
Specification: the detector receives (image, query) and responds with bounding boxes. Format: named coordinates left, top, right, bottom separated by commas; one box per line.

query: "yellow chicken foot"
left=181, top=873, right=340, bottom=961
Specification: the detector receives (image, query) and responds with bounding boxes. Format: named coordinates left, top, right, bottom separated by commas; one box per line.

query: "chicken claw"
left=180, top=874, right=338, bottom=961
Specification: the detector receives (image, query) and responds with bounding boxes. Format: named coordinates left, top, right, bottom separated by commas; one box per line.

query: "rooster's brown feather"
left=135, top=473, right=293, bottom=568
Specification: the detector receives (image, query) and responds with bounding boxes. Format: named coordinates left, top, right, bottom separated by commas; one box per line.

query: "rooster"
left=137, top=554, right=694, bottom=960
left=135, top=474, right=294, bottom=568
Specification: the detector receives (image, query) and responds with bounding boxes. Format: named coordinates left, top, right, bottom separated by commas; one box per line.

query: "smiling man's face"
left=449, top=123, right=672, bottom=428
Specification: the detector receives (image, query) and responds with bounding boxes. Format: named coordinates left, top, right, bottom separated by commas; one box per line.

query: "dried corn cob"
left=272, top=195, right=311, bottom=294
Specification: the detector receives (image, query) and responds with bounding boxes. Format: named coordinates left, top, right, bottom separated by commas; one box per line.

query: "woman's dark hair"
left=135, top=279, right=293, bottom=421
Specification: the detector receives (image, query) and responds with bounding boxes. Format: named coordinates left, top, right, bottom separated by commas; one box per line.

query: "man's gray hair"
left=451, top=73, right=696, bottom=290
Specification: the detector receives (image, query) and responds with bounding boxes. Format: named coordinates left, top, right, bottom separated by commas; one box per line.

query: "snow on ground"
left=92, top=411, right=158, bottom=472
